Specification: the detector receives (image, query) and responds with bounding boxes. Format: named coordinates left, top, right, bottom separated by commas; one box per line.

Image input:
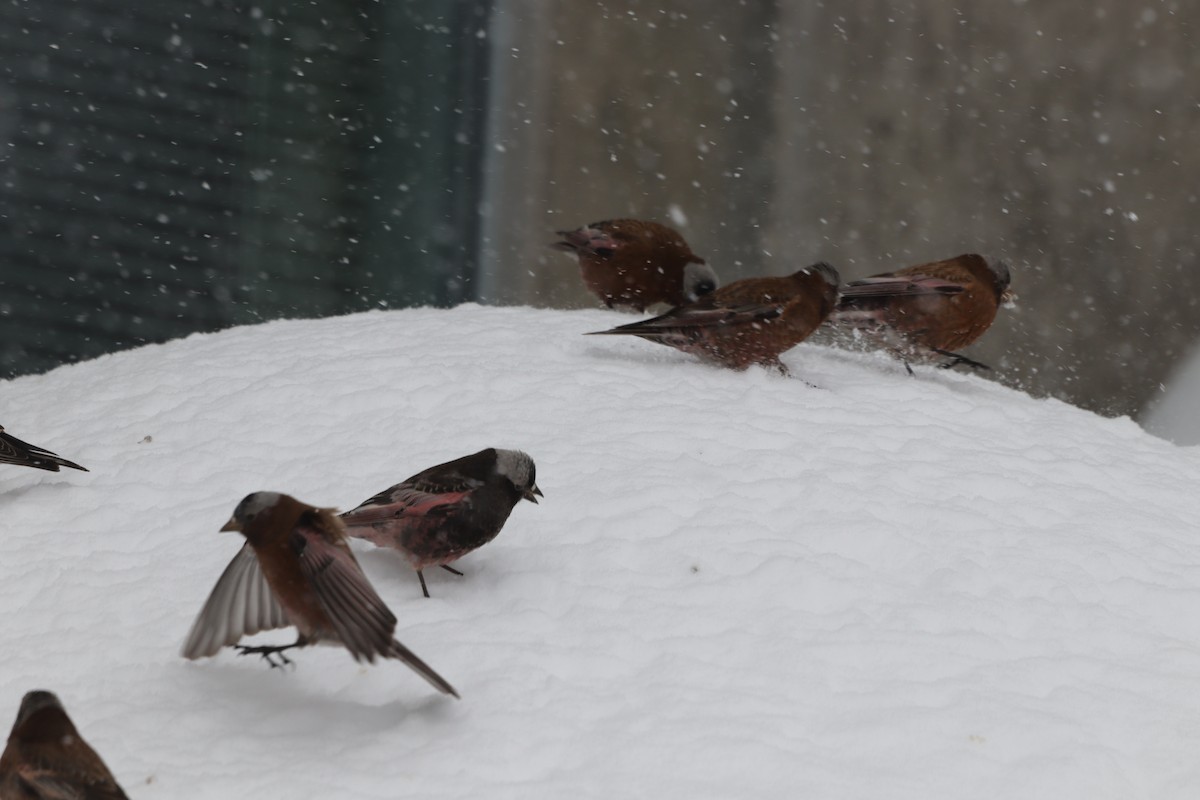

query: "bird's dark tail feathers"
left=388, top=639, right=460, bottom=698
left=0, top=429, right=88, bottom=472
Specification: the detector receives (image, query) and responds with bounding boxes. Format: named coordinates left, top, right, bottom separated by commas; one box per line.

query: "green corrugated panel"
left=0, top=0, right=492, bottom=378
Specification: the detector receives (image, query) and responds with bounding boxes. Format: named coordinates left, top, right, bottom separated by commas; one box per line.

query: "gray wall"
left=480, top=0, right=1200, bottom=419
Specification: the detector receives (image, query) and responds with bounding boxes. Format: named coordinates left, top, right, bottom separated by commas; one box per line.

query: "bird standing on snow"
left=341, top=449, right=542, bottom=599
left=181, top=492, right=458, bottom=698
left=552, top=218, right=719, bottom=311
left=0, top=690, right=128, bottom=799
left=0, top=425, right=87, bottom=472
left=824, top=253, right=1012, bottom=372
left=587, top=262, right=841, bottom=374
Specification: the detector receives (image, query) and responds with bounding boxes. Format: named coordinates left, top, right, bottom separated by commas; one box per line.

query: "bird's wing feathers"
left=11, top=738, right=129, bottom=800
left=552, top=224, right=617, bottom=257
left=16, top=766, right=128, bottom=800
left=290, top=517, right=397, bottom=663
left=589, top=302, right=783, bottom=337
left=341, top=486, right=473, bottom=527
left=353, top=483, right=406, bottom=509
left=290, top=511, right=459, bottom=696
left=412, top=476, right=478, bottom=494
left=408, top=463, right=486, bottom=494
left=180, top=543, right=289, bottom=659
left=0, top=431, right=35, bottom=463
left=838, top=274, right=966, bottom=300
left=15, top=768, right=78, bottom=799
left=0, top=429, right=87, bottom=472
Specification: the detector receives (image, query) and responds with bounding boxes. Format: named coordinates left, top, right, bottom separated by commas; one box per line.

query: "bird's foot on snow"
left=235, top=643, right=298, bottom=669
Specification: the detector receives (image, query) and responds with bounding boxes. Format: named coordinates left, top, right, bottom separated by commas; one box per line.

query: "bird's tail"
left=387, top=639, right=460, bottom=698
left=0, top=429, right=88, bottom=472
left=806, top=261, right=841, bottom=288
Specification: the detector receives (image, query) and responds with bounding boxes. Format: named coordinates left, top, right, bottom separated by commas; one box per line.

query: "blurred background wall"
left=481, top=0, right=1200, bottom=420
left=3, top=0, right=1199, bottom=424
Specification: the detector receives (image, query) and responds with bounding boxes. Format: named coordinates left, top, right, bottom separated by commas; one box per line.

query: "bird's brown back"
left=241, top=497, right=344, bottom=639
left=838, top=253, right=1006, bottom=352
left=888, top=253, right=1007, bottom=302
left=557, top=219, right=707, bottom=310
left=592, top=263, right=839, bottom=371
left=708, top=269, right=833, bottom=308
left=703, top=269, right=839, bottom=368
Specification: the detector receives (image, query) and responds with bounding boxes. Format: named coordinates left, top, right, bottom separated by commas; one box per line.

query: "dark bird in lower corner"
left=587, top=262, right=841, bottom=374
left=824, top=253, right=1012, bottom=373
left=552, top=218, right=719, bottom=311
left=181, top=492, right=459, bottom=698
left=341, top=448, right=542, bottom=598
left=0, top=690, right=128, bottom=799
left=0, top=425, right=87, bottom=472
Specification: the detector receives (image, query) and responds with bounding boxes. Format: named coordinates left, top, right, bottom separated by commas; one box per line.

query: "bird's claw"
left=933, top=350, right=991, bottom=371
left=235, top=644, right=295, bottom=669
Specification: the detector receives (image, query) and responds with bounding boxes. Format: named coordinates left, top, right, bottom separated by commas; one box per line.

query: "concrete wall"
left=480, top=0, right=1200, bottom=419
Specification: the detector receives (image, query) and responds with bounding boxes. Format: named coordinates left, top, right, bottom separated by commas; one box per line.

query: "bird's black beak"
left=523, top=485, right=543, bottom=504
left=219, top=517, right=242, bottom=533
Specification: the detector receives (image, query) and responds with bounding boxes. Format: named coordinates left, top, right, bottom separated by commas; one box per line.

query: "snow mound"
left=2, top=304, right=1199, bottom=799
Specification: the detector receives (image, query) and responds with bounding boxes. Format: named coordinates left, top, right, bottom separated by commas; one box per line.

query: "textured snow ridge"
left=2, top=304, right=1200, bottom=799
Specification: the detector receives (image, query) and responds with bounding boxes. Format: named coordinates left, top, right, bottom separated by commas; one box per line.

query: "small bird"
left=181, top=492, right=458, bottom=698
left=552, top=218, right=719, bottom=311
left=0, top=425, right=87, bottom=472
left=587, top=262, right=841, bottom=373
left=341, top=449, right=542, bottom=598
left=825, top=253, right=1012, bottom=372
left=0, top=690, right=128, bottom=799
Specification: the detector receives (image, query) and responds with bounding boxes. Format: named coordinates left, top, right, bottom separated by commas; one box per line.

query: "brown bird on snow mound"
left=0, top=690, right=128, bottom=799
left=341, top=448, right=542, bottom=599
left=181, top=492, right=458, bottom=698
left=0, top=425, right=87, bottom=472
left=587, top=262, right=840, bottom=374
left=552, top=218, right=719, bottom=311
left=825, top=253, right=1012, bottom=373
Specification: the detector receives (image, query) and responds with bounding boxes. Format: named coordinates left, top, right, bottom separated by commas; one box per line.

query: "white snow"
left=3, top=304, right=1200, bottom=799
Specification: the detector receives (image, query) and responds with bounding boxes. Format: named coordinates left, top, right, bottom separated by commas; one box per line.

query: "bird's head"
left=683, top=260, right=720, bottom=302
left=220, top=491, right=286, bottom=533
left=10, top=690, right=76, bottom=743
left=495, top=449, right=543, bottom=504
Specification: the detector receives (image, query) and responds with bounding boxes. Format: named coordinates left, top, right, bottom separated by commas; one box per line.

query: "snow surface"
left=3, top=304, right=1200, bottom=799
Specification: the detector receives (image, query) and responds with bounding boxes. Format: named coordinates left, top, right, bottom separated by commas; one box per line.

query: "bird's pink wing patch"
left=554, top=225, right=619, bottom=256
left=341, top=486, right=472, bottom=527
